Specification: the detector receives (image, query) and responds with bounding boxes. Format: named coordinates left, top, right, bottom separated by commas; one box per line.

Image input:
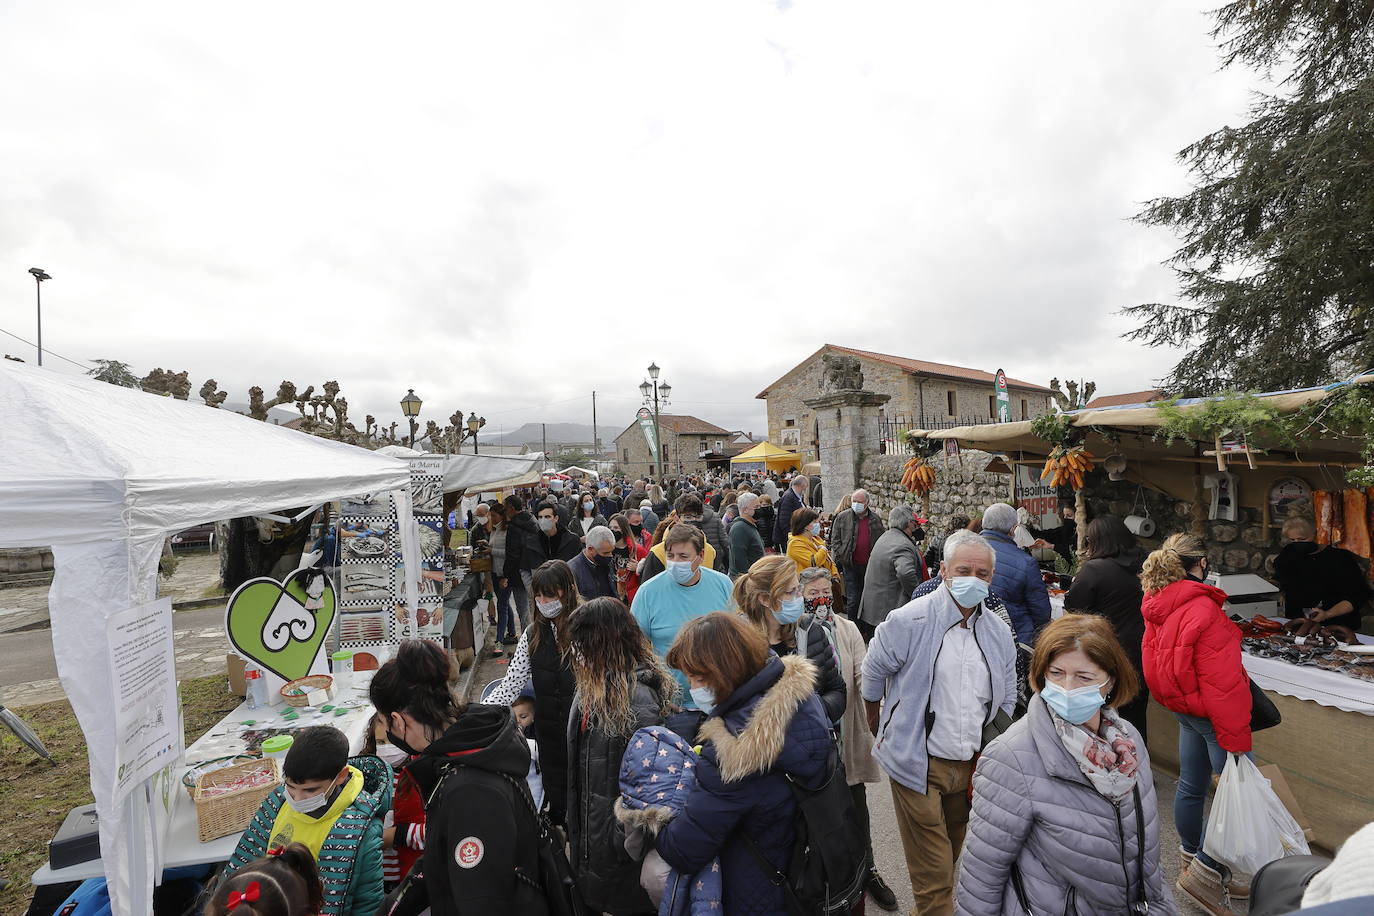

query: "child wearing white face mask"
left=227, top=725, right=389, bottom=916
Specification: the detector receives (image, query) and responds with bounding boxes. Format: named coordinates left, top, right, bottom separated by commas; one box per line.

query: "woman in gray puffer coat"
left=957, top=614, right=1177, bottom=915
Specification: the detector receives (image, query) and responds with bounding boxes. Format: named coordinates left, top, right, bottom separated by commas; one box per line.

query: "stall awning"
left=730, top=441, right=802, bottom=471
left=374, top=445, right=547, bottom=493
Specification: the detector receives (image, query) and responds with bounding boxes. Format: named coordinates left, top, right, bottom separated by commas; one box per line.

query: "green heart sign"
left=225, top=569, right=337, bottom=684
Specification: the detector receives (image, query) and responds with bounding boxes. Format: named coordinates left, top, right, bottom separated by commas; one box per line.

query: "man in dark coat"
left=531, top=501, right=583, bottom=564
left=568, top=526, right=617, bottom=599
left=772, top=475, right=808, bottom=546
left=676, top=494, right=729, bottom=573
left=829, top=488, right=886, bottom=621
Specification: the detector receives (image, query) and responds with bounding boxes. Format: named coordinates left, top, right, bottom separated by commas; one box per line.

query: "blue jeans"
left=496, top=575, right=528, bottom=642
left=1175, top=712, right=1250, bottom=870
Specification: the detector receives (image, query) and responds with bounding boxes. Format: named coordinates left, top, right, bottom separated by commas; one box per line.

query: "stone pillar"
left=804, top=389, right=891, bottom=510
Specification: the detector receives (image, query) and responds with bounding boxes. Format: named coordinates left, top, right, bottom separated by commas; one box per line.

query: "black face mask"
left=1287, top=541, right=1320, bottom=556
left=387, top=727, right=421, bottom=757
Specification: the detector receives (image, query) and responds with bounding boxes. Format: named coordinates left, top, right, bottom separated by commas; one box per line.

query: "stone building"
left=756, top=344, right=1055, bottom=464
left=613, top=414, right=733, bottom=478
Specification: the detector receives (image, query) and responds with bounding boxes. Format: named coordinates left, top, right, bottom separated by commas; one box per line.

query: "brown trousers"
left=889, top=756, right=976, bottom=916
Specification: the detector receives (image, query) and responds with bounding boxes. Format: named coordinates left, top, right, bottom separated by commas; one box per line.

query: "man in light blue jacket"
left=861, top=530, right=1017, bottom=916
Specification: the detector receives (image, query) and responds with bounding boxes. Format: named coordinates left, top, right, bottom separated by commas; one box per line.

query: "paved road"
left=0, top=605, right=230, bottom=707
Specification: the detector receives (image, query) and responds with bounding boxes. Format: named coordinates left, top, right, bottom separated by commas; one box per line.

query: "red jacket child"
left=1141, top=577, right=1252, bottom=753
left=382, top=765, right=427, bottom=884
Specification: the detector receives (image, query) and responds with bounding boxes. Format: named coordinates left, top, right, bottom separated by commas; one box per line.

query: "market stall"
left=0, top=361, right=421, bottom=916
left=730, top=440, right=802, bottom=474
left=910, top=375, right=1374, bottom=851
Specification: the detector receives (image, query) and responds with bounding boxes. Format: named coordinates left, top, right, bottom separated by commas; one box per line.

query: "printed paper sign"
left=108, top=598, right=181, bottom=802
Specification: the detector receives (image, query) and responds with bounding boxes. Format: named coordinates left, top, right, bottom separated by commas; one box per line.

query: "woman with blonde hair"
left=957, top=614, right=1177, bottom=914
left=1140, top=533, right=1251, bottom=914
left=733, top=555, right=846, bottom=724
left=565, top=597, right=676, bottom=914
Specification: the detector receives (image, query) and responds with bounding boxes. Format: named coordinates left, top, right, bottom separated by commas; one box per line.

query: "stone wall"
left=1081, top=471, right=1279, bottom=576
left=858, top=451, right=1014, bottom=532
left=762, top=349, right=1053, bottom=464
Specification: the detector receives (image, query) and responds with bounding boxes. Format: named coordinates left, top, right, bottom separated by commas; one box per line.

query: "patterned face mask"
left=803, top=595, right=835, bottom=621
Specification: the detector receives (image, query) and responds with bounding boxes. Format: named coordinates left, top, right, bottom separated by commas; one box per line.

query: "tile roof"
left=756, top=344, right=1055, bottom=398
left=1084, top=389, right=1166, bottom=409
left=614, top=414, right=732, bottom=440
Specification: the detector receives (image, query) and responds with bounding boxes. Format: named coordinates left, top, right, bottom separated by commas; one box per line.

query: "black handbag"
left=1247, top=854, right=1332, bottom=916
left=1250, top=677, right=1282, bottom=731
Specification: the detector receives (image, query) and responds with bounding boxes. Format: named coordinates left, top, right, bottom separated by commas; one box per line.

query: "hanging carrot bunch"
left=902, top=455, right=937, bottom=494
left=1041, top=445, right=1095, bottom=489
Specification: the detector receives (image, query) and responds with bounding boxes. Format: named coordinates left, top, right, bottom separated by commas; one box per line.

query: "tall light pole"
left=465, top=411, right=486, bottom=454
left=400, top=389, right=423, bottom=448
left=639, top=362, right=672, bottom=478
left=28, top=268, right=50, bottom=366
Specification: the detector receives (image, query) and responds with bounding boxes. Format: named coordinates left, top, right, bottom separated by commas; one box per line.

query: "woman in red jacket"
left=1140, top=532, right=1251, bottom=914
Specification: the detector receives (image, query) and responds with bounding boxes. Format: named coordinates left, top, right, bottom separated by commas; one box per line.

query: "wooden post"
left=1192, top=443, right=1208, bottom=537
left=1075, top=486, right=1087, bottom=554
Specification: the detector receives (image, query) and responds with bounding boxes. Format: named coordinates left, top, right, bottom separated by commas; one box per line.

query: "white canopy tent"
left=0, top=361, right=420, bottom=916
left=374, top=445, right=546, bottom=492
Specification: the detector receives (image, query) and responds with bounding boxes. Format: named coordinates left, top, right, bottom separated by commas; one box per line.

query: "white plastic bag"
left=1203, top=754, right=1311, bottom=877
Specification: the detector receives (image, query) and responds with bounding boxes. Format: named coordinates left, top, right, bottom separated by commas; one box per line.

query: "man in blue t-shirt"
left=631, top=523, right=733, bottom=707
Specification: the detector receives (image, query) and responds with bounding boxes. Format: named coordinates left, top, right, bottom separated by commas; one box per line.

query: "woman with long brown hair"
left=565, top=597, right=676, bottom=915
left=733, top=555, right=846, bottom=724
left=483, top=559, right=580, bottom=825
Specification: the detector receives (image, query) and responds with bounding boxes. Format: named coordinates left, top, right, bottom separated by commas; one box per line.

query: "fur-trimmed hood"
left=700, top=653, right=819, bottom=784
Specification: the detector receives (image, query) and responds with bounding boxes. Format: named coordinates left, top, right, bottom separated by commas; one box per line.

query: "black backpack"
left=743, top=745, right=869, bottom=916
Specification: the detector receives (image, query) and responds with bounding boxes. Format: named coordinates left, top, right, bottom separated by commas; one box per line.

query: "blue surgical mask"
left=775, top=595, right=805, bottom=624
left=947, top=576, right=989, bottom=608
left=667, top=560, right=696, bottom=584
left=851, top=502, right=865, bottom=514
left=690, top=685, right=716, bottom=714
left=1041, top=679, right=1109, bottom=725
left=809, top=522, right=821, bottom=536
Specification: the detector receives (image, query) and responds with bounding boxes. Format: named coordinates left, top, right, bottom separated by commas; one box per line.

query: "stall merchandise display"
left=1242, top=617, right=1374, bottom=682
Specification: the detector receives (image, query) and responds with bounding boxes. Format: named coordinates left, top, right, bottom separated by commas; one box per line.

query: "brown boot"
left=1176, top=859, right=1241, bottom=915
left=1179, top=850, right=1249, bottom=901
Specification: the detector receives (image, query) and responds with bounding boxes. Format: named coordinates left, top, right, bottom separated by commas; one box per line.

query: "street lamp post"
left=465, top=412, right=486, bottom=454
left=400, top=389, right=423, bottom=448
left=639, top=362, right=672, bottom=478
left=27, top=268, right=50, bottom=366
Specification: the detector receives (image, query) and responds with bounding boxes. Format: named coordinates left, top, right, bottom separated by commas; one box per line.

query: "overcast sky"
left=1, top=1, right=1260, bottom=440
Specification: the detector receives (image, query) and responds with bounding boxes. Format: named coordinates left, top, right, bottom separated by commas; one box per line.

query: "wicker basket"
left=181, top=754, right=256, bottom=800
left=193, top=757, right=280, bottom=842
left=280, top=674, right=334, bottom=707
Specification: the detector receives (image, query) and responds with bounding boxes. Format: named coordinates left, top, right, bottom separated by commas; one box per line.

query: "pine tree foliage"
left=1125, top=0, right=1374, bottom=396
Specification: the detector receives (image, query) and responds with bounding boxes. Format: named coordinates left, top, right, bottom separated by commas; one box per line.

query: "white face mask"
left=667, top=560, right=696, bottom=584
left=851, top=502, right=865, bottom=514
left=536, top=596, right=563, bottom=618
left=376, top=743, right=409, bottom=766
left=284, top=782, right=336, bottom=815
left=537, top=517, right=556, bottom=533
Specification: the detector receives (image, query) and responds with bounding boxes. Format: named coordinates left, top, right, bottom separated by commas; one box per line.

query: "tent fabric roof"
left=730, top=441, right=801, bottom=464
left=756, top=344, right=1054, bottom=398
left=0, top=362, right=413, bottom=545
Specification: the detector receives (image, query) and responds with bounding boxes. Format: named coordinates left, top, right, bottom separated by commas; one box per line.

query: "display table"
left=32, top=677, right=376, bottom=886
left=1147, top=645, right=1374, bottom=853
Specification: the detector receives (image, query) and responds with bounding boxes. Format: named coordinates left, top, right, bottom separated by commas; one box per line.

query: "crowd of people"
left=198, top=470, right=1370, bottom=916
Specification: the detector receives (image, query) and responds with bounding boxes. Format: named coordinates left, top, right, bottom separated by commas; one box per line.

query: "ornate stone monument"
left=804, top=356, right=891, bottom=507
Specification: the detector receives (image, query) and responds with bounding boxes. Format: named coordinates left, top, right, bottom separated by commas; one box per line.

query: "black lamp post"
left=400, top=389, right=423, bottom=447
left=28, top=268, right=50, bottom=366
left=640, top=363, right=671, bottom=476
left=465, top=411, right=486, bottom=454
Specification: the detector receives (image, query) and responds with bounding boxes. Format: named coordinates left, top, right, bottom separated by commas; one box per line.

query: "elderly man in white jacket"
left=861, top=531, right=1017, bottom=916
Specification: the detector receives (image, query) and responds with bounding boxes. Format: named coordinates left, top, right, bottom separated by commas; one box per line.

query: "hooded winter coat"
left=567, top=669, right=670, bottom=914
left=655, top=655, right=834, bottom=916
left=695, top=507, right=730, bottom=572
left=229, top=756, right=390, bottom=916
left=955, top=696, right=1177, bottom=915
left=404, top=704, right=549, bottom=916
left=1141, top=577, right=1252, bottom=753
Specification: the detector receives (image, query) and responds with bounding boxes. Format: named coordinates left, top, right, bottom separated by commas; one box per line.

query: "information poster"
left=107, top=598, right=181, bottom=803
left=1014, top=463, right=1062, bottom=528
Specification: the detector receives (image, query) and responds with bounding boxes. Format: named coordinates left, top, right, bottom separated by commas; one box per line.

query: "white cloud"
left=1, top=1, right=1259, bottom=437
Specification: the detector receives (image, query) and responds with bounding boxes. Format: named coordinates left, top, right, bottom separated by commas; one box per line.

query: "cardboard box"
left=1261, top=764, right=1316, bottom=844
left=226, top=654, right=246, bottom=697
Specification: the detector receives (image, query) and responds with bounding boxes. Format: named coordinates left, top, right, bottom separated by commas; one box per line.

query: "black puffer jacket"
left=566, top=668, right=668, bottom=915
left=502, top=510, right=540, bottom=579
left=691, top=508, right=730, bottom=573
left=1064, top=551, right=1147, bottom=672
left=775, top=613, right=846, bottom=725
